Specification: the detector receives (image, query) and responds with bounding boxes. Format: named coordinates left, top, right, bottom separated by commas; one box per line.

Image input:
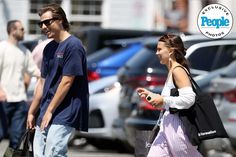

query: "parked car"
left=87, top=44, right=123, bottom=81
left=114, top=37, right=236, bottom=149
left=124, top=60, right=236, bottom=156
left=75, top=26, right=164, bottom=55
left=125, top=86, right=163, bottom=146
left=75, top=75, right=132, bottom=151
left=202, top=60, right=236, bottom=156
left=88, top=43, right=143, bottom=81
left=87, top=36, right=166, bottom=81
left=124, top=62, right=233, bottom=147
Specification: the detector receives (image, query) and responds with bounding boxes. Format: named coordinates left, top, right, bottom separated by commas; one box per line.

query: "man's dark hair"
left=38, top=3, right=70, bottom=31
left=7, top=20, right=20, bottom=35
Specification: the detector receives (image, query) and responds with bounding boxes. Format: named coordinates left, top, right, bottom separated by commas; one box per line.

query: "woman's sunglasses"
left=38, top=17, right=58, bottom=28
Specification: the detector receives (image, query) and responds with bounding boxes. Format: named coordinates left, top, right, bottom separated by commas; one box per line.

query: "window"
left=29, top=20, right=41, bottom=34
left=28, top=0, right=62, bottom=35
left=213, top=45, right=236, bottom=69
left=70, top=21, right=101, bottom=34
left=28, top=0, right=102, bottom=35
left=71, top=0, right=102, bottom=15
left=188, top=46, right=219, bottom=71
left=30, top=0, right=62, bottom=13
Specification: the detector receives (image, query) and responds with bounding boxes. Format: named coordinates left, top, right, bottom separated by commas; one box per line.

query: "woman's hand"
left=136, top=87, right=149, bottom=98
left=136, top=87, right=164, bottom=109
left=149, top=93, right=164, bottom=108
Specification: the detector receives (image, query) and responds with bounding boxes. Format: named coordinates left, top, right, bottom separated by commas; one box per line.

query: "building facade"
left=0, top=0, right=235, bottom=41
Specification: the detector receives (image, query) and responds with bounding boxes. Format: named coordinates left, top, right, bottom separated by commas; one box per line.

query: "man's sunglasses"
left=38, top=17, right=58, bottom=28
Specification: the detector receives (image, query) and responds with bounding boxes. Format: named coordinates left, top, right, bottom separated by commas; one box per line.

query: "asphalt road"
left=1, top=139, right=234, bottom=157
left=0, top=140, right=134, bottom=157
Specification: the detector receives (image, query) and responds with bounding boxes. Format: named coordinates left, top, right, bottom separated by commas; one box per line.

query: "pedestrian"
left=0, top=101, right=7, bottom=142
left=0, top=20, right=40, bottom=148
left=136, top=34, right=203, bottom=157
left=27, top=3, right=89, bottom=157
left=155, top=0, right=188, bottom=32
left=32, top=38, right=52, bottom=69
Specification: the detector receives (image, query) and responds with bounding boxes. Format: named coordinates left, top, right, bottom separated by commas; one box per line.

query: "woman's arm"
left=164, top=67, right=196, bottom=109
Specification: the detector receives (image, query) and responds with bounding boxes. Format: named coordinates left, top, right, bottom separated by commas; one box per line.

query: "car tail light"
left=88, top=71, right=100, bottom=81
left=138, top=99, right=163, bottom=111
left=224, top=89, right=236, bottom=103
left=228, top=118, right=236, bottom=122
left=127, top=75, right=166, bottom=87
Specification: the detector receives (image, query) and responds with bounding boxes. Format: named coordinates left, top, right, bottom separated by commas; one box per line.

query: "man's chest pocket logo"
left=56, top=52, right=64, bottom=58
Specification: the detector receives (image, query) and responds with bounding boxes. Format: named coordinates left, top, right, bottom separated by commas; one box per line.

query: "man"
left=27, top=4, right=89, bottom=157
left=0, top=20, right=40, bottom=148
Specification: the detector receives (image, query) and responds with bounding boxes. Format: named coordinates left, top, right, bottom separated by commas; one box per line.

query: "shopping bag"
left=3, top=129, right=34, bottom=157
left=169, top=66, right=228, bottom=146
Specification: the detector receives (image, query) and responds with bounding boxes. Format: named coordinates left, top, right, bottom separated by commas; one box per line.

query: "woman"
left=137, top=34, right=203, bottom=157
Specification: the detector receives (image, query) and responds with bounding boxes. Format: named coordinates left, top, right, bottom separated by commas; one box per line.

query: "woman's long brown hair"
left=159, top=34, right=189, bottom=71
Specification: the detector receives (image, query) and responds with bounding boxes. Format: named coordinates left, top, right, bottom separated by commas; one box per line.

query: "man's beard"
left=16, top=35, right=24, bottom=41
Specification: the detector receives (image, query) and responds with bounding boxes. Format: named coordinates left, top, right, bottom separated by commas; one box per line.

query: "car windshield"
left=125, top=47, right=166, bottom=70
left=87, top=47, right=114, bottom=65
left=87, top=44, right=125, bottom=68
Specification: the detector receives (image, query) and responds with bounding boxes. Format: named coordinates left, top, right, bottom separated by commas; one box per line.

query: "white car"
left=77, top=75, right=122, bottom=149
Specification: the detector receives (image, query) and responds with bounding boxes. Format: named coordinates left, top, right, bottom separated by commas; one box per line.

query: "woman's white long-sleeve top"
left=161, top=74, right=196, bottom=110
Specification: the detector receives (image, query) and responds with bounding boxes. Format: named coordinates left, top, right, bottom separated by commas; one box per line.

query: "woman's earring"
left=169, top=57, right=172, bottom=67
left=169, top=52, right=173, bottom=67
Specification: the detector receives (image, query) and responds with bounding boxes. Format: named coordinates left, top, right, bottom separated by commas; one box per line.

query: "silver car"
left=203, top=61, right=236, bottom=156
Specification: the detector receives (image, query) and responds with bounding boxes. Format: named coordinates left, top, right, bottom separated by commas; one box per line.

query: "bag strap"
left=172, top=65, right=201, bottom=94
left=156, top=109, right=165, bottom=126
left=16, top=129, right=33, bottom=151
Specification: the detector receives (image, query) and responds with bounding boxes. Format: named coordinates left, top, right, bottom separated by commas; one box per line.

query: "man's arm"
left=27, top=77, right=44, bottom=129
left=40, top=75, right=75, bottom=130
left=24, top=73, right=31, bottom=92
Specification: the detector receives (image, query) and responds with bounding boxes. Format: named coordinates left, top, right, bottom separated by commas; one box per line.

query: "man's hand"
left=40, top=111, right=53, bottom=131
left=27, top=114, right=35, bottom=129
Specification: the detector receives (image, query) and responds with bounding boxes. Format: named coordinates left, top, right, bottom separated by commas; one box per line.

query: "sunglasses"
left=38, top=17, right=58, bottom=28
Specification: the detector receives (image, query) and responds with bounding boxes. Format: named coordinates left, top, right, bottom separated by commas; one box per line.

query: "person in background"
left=155, top=0, right=188, bottom=32
left=27, top=4, right=89, bottom=157
left=0, top=20, right=40, bottom=148
left=137, top=34, right=202, bottom=157
left=32, top=38, right=52, bottom=69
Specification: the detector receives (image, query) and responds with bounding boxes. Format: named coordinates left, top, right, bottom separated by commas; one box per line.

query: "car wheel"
left=89, top=110, right=104, bottom=128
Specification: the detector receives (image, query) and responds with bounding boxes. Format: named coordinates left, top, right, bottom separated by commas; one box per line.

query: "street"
left=1, top=139, right=235, bottom=157
left=0, top=140, right=134, bottom=157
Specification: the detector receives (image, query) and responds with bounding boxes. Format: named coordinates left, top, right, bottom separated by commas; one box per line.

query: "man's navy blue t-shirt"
left=37, top=35, right=89, bottom=131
